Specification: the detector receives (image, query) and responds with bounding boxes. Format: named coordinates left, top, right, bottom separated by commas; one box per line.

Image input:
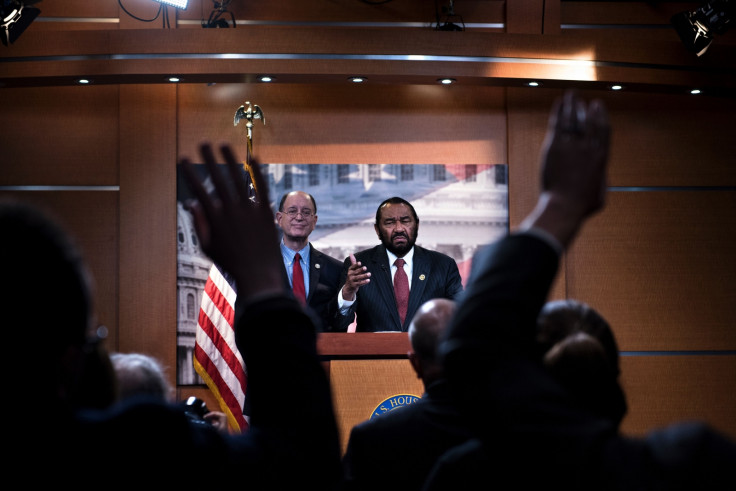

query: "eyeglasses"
left=283, top=208, right=314, bottom=218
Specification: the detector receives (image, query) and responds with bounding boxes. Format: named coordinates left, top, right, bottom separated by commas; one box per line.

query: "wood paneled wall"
left=1, top=0, right=735, bottom=444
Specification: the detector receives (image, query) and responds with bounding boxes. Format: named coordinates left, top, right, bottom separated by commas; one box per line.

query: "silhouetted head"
left=537, top=299, right=627, bottom=426
left=0, top=200, right=110, bottom=411
left=408, top=298, right=456, bottom=386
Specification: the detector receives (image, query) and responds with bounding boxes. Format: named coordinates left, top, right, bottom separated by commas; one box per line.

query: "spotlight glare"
left=527, top=81, right=539, bottom=87
left=78, top=79, right=90, bottom=85
left=691, top=89, right=702, bottom=95
left=153, top=0, right=188, bottom=9
left=438, top=78, right=456, bottom=85
left=168, top=77, right=181, bottom=82
left=349, top=77, right=366, bottom=83
left=259, top=76, right=273, bottom=83
left=611, top=85, right=623, bottom=91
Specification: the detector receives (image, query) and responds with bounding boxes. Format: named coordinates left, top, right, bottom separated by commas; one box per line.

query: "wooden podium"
left=317, top=333, right=425, bottom=454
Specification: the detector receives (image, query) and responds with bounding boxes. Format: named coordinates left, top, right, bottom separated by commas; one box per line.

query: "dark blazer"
left=341, top=378, right=474, bottom=491
left=429, top=234, right=736, bottom=490
left=337, top=244, right=464, bottom=332
left=282, top=244, right=344, bottom=332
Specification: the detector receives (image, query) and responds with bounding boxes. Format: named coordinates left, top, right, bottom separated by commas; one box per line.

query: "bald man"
left=341, top=298, right=474, bottom=491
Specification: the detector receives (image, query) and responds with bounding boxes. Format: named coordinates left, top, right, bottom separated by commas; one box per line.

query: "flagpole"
left=234, top=101, right=266, bottom=189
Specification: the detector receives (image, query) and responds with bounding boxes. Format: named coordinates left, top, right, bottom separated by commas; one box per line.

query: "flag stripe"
left=193, top=348, right=248, bottom=431
left=197, top=298, right=247, bottom=394
left=194, top=263, right=248, bottom=432
left=193, top=159, right=257, bottom=434
left=200, top=274, right=246, bottom=384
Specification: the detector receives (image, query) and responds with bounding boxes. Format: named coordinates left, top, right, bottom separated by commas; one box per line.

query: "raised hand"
left=522, top=90, right=611, bottom=248
left=179, top=143, right=284, bottom=300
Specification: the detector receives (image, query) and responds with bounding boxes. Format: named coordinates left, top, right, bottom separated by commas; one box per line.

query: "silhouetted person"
left=341, top=298, right=472, bottom=490
left=3, top=143, right=342, bottom=488
left=424, top=90, right=736, bottom=491
left=536, top=298, right=627, bottom=426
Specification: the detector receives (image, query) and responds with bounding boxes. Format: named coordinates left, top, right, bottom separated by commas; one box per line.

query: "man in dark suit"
left=277, top=190, right=343, bottom=332
left=341, top=298, right=473, bottom=491
left=425, top=90, right=736, bottom=490
left=336, top=197, right=464, bottom=332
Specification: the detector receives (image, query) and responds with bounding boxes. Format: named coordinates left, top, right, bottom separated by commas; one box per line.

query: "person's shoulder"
left=351, top=403, right=424, bottom=435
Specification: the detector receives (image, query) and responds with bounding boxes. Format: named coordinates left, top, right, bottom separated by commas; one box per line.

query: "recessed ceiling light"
left=259, top=76, right=274, bottom=83
left=610, top=84, right=623, bottom=91
left=437, top=78, right=456, bottom=85
left=168, top=77, right=181, bottom=83
left=349, top=77, right=366, bottom=83
left=527, top=81, right=540, bottom=87
left=690, top=88, right=701, bottom=95
left=77, top=79, right=90, bottom=85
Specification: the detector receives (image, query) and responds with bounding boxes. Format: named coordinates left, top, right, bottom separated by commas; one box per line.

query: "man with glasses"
left=276, top=190, right=343, bottom=332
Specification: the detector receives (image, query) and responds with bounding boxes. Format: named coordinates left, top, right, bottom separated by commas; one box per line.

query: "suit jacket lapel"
left=308, top=245, right=321, bottom=303
left=406, top=246, right=429, bottom=325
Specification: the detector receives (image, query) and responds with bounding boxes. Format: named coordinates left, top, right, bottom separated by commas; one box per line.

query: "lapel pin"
left=419, top=274, right=426, bottom=281
left=315, top=263, right=321, bottom=269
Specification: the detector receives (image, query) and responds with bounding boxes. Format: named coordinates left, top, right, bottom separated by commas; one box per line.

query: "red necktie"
left=394, top=258, right=409, bottom=325
left=292, top=252, right=306, bottom=305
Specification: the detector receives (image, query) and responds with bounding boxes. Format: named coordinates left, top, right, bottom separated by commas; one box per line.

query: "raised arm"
left=179, top=143, right=341, bottom=490
left=441, top=89, right=611, bottom=372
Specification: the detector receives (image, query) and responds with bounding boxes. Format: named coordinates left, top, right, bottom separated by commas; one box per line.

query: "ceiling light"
left=259, top=76, right=273, bottom=83
left=611, top=85, right=623, bottom=91
left=527, top=81, right=540, bottom=87
left=671, top=0, right=734, bottom=57
left=349, top=77, right=366, bottom=83
left=78, top=79, right=90, bottom=85
left=438, top=78, right=456, bottom=85
left=1, top=0, right=41, bottom=46
left=153, top=0, right=188, bottom=9
left=168, top=77, right=181, bottom=82
left=691, top=89, right=702, bottom=95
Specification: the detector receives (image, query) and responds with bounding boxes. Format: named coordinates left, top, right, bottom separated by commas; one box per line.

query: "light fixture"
left=671, top=0, right=734, bottom=57
left=691, top=88, right=702, bottom=95
left=1, top=0, right=41, bottom=46
left=527, top=81, right=540, bottom=87
left=168, top=76, right=181, bottom=82
left=202, top=0, right=235, bottom=28
left=259, top=76, right=274, bottom=83
left=153, top=0, right=188, bottom=9
left=77, top=78, right=90, bottom=85
left=437, top=78, right=456, bottom=85
left=349, top=77, right=366, bottom=83
left=434, top=0, right=465, bottom=31
left=610, top=84, right=623, bottom=91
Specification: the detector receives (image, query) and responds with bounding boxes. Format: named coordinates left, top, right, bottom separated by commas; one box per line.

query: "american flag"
left=193, top=160, right=259, bottom=433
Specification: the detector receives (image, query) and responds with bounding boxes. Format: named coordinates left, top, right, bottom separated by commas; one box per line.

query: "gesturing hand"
left=179, top=143, right=283, bottom=300
left=341, top=254, right=371, bottom=301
